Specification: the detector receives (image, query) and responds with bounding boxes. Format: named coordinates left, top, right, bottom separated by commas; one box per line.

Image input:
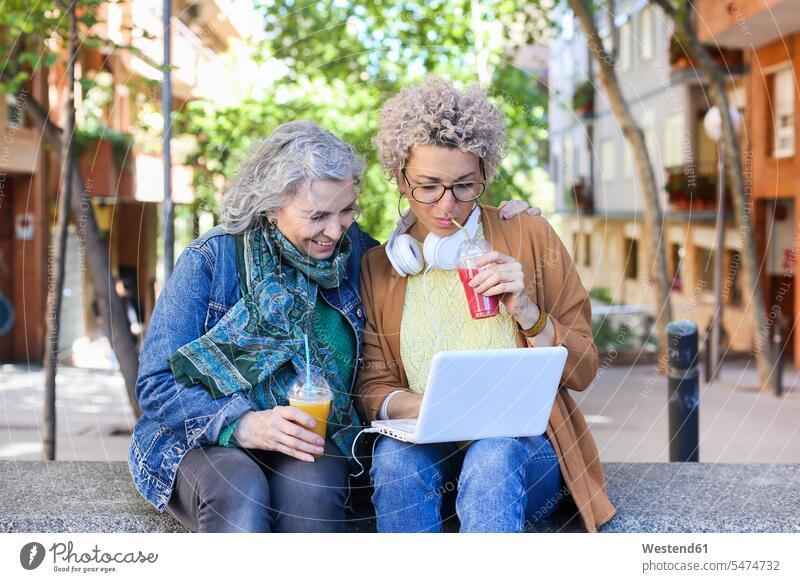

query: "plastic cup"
left=288, top=373, right=332, bottom=457
left=456, top=238, right=500, bottom=320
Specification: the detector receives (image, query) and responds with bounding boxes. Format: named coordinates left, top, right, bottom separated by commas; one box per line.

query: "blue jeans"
left=370, top=435, right=565, bottom=532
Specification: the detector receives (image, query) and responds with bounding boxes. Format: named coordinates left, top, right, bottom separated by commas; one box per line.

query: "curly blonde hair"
left=374, top=76, right=506, bottom=183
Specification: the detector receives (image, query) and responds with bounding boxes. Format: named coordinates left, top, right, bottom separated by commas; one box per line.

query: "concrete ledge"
left=1, top=461, right=798, bottom=533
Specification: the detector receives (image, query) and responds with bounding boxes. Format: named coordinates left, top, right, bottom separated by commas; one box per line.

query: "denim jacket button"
left=356, top=307, right=363, bottom=318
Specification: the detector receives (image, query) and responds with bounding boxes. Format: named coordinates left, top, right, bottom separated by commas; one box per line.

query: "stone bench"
left=1, top=461, right=798, bottom=533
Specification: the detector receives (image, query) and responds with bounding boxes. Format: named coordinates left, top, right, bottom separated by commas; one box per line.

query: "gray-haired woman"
left=129, top=120, right=537, bottom=533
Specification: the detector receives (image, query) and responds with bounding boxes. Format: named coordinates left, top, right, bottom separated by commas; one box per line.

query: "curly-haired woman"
left=355, top=77, right=617, bottom=532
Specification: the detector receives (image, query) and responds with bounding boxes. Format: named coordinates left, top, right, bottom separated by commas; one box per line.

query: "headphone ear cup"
left=422, top=234, right=442, bottom=269
left=424, top=232, right=464, bottom=270
left=394, top=234, right=424, bottom=275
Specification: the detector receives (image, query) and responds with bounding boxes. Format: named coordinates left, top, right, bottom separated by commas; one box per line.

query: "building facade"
left=696, top=0, right=800, bottom=363
left=0, top=0, right=258, bottom=365
left=549, top=1, right=755, bottom=354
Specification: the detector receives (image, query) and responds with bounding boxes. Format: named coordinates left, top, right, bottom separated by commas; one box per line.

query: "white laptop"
left=371, top=346, right=568, bottom=443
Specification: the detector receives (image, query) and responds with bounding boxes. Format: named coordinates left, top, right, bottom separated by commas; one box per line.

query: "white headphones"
left=385, top=205, right=481, bottom=276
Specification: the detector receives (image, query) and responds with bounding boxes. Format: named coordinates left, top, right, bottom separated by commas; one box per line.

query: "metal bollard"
left=667, top=320, right=700, bottom=462
left=703, top=323, right=713, bottom=384
left=773, top=318, right=785, bottom=397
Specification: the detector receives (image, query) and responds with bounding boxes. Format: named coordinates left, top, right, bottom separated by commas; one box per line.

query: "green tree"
left=179, top=0, right=554, bottom=241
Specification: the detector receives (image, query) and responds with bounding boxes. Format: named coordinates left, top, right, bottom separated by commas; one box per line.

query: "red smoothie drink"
left=456, top=238, right=499, bottom=319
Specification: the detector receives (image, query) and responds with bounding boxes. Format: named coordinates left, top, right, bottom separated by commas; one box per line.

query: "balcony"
left=172, top=17, right=204, bottom=98
left=664, top=164, right=732, bottom=212
left=128, top=3, right=208, bottom=99
left=0, top=126, right=38, bottom=174
left=695, top=0, right=800, bottom=49
left=669, top=34, right=744, bottom=72
left=565, top=179, right=594, bottom=213
left=571, top=79, right=594, bottom=118
left=77, top=133, right=135, bottom=201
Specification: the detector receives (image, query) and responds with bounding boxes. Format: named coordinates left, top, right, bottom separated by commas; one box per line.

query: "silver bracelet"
left=378, top=390, right=406, bottom=420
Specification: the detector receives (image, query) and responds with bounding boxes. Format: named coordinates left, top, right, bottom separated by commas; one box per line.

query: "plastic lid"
left=289, top=372, right=333, bottom=401
left=456, top=237, right=491, bottom=262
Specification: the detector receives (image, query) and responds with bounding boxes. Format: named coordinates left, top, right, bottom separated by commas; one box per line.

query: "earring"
left=397, top=193, right=411, bottom=219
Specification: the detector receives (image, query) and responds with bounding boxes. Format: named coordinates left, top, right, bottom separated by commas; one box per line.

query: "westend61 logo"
left=19, top=541, right=159, bottom=574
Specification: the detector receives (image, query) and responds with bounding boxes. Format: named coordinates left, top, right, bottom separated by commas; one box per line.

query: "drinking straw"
left=450, top=217, right=473, bottom=242
left=304, top=333, right=311, bottom=397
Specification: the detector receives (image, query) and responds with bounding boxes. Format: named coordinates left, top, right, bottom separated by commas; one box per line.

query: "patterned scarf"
left=168, top=222, right=362, bottom=458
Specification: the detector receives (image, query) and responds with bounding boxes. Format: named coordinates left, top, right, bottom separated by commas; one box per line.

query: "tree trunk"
left=654, top=0, right=778, bottom=392
left=567, top=0, right=674, bottom=369
left=22, top=93, right=144, bottom=419
left=41, top=1, right=78, bottom=460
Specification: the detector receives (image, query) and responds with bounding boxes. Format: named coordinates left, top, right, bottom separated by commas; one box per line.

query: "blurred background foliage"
left=177, top=0, right=556, bottom=241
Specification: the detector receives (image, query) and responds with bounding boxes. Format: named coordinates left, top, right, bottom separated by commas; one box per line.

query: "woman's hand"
left=468, top=251, right=539, bottom=329
left=386, top=391, right=424, bottom=419
left=498, top=199, right=542, bottom=219
left=232, top=408, right=325, bottom=462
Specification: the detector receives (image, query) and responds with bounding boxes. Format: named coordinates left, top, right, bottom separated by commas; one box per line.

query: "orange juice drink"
left=288, top=396, right=331, bottom=441
left=288, top=373, right=333, bottom=457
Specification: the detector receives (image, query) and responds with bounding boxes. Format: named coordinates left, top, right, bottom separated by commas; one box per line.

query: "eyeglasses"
left=401, top=159, right=487, bottom=204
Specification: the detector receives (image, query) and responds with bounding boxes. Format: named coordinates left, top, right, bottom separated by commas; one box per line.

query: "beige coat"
left=355, top=205, right=617, bottom=532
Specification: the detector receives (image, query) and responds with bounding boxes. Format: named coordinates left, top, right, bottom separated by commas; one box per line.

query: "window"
left=599, top=27, right=613, bottom=56
left=695, top=247, right=714, bottom=291
left=640, top=6, right=654, bottom=61
left=643, top=123, right=657, bottom=163
left=624, top=238, right=639, bottom=280
left=583, top=233, right=592, bottom=267
left=562, top=12, right=574, bottom=40
left=670, top=243, right=684, bottom=291
left=664, top=115, right=685, bottom=168
left=564, top=136, right=574, bottom=187
left=551, top=154, right=561, bottom=190
left=619, top=21, right=632, bottom=72
left=601, top=138, right=616, bottom=181
left=773, top=67, right=794, bottom=158
left=623, top=142, right=633, bottom=178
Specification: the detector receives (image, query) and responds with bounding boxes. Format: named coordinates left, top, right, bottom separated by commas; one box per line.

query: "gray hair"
left=219, top=120, right=364, bottom=234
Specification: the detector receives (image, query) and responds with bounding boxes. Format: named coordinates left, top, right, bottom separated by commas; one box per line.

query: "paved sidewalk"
left=0, top=365, right=135, bottom=462
left=573, top=359, right=800, bottom=463
left=1, top=359, right=799, bottom=462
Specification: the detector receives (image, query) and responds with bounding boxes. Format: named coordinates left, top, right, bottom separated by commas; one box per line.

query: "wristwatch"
left=518, top=305, right=548, bottom=338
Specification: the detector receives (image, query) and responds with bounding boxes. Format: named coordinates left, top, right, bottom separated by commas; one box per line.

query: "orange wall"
left=747, top=35, right=800, bottom=199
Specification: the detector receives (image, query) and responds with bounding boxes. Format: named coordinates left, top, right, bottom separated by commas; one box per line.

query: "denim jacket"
left=128, top=223, right=379, bottom=511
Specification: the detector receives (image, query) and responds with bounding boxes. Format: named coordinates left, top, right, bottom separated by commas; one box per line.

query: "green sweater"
left=218, top=295, right=356, bottom=447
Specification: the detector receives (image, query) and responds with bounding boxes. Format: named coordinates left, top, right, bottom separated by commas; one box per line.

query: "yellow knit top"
left=399, top=226, right=519, bottom=393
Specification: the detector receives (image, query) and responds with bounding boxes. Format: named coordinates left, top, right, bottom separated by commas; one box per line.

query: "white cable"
left=421, top=263, right=442, bottom=355
left=349, top=427, right=380, bottom=478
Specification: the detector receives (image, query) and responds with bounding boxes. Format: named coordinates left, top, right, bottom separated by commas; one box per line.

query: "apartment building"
left=549, top=1, right=754, bottom=353
left=696, top=0, right=800, bottom=363
left=0, top=0, right=259, bottom=364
